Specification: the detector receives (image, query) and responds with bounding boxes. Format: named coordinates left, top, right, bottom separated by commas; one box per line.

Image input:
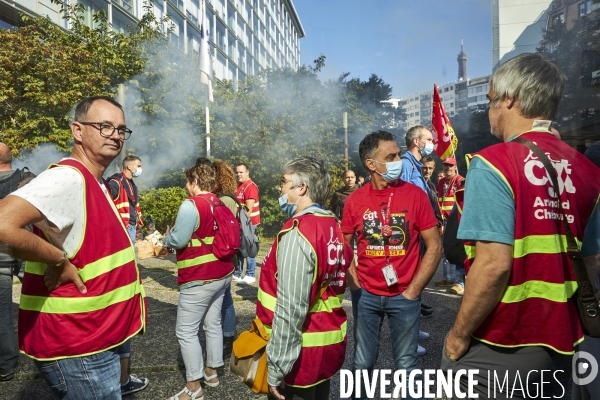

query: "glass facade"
left=0, top=0, right=304, bottom=85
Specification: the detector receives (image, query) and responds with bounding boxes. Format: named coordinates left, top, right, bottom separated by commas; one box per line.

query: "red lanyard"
left=381, top=193, right=394, bottom=263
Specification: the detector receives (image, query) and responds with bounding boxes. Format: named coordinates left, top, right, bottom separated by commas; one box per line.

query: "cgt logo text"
left=339, top=368, right=574, bottom=399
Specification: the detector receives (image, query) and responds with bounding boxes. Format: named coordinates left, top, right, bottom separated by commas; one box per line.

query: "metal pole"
left=205, top=84, right=210, bottom=157
left=117, top=83, right=126, bottom=172
left=343, top=112, right=348, bottom=170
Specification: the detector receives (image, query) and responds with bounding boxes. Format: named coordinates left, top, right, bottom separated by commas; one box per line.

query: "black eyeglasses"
left=78, top=122, right=132, bottom=140
left=279, top=177, right=292, bottom=189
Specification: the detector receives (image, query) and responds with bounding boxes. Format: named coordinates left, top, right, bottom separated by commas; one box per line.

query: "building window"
left=476, top=86, right=482, bottom=93
left=551, top=13, right=564, bottom=27
left=450, top=102, right=454, bottom=108
left=579, top=1, right=591, bottom=17
left=216, top=20, right=226, bottom=51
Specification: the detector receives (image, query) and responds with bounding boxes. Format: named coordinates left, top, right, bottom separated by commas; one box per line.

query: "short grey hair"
left=490, top=53, right=564, bottom=119
left=405, top=125, right=428, bottom=148
left=283, top=157, right=331, bottom=206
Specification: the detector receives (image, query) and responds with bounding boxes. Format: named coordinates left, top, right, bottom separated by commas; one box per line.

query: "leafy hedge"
left=139, top=187, right=188, bottom=233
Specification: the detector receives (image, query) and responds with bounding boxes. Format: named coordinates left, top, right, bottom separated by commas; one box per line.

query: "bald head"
left=0, top=143, right=12, bottom=170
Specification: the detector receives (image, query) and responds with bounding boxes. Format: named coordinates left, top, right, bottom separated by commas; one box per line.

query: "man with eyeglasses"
left=109, top=155, right=144, bottom=244
left=0, top=96, right=146, bottom=399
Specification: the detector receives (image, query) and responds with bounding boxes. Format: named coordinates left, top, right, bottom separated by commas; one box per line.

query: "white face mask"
left=132, top=167, right=142, bottom=177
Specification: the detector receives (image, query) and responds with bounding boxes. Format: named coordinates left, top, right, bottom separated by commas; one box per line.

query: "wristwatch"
left=53, top=251, right=67, bottom=267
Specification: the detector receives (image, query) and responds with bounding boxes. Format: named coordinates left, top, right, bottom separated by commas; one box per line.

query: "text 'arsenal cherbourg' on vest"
left=462, top=131, right=600, bottom=354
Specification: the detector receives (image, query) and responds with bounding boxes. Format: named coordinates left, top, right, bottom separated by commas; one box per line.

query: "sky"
left=293, top=0, right=492, bottom=98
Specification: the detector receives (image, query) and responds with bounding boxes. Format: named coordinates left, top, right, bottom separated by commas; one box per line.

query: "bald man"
left=0, top=143, right=34, bottom=381
left=329, top=170, right=359, bottom=220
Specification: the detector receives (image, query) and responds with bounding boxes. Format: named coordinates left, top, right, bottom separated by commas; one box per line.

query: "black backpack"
left=443, top=206, right=467, bottom=266
left=0, top=167, right=36, bottom=278
left=219, top=194, right=260, bottom=259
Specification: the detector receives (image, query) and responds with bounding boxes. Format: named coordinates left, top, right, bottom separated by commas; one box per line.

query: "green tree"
left=0, top=1, right=168, bottom=154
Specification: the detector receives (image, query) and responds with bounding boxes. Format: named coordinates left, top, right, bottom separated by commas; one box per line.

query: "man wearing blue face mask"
left=109, top=155, right=144, bottom=243
left=257, top=157, right=353, bottom=400
left=341, top=130, right=442, bottom=400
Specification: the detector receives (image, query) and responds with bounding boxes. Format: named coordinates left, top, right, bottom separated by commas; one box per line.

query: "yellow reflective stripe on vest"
left=464, top=244, right=476, bottom=259
left=177, top=253, right=218, bottom=269
left=513, top=235, right=582, bottom=259
left=114, top=202, right=129, bottom=209
left=309, top=294, right=345, bottom=313
left=24, top=248, right=135, bottom=283
left=501, top=280, right=578, bottom=303
left=258, top=289, right=344, bottom=314
left=190, top=237, right=215, bottom=247
left=302, top=321, right=347, bottom=347
left=257, top=288, right=276, bottom=311
left=263, top=321, right=347, bottom=348
left=20, top=280, right=142, bottom=314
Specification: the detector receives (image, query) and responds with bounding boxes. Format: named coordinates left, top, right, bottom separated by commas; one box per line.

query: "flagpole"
left=201, top=0, right=210, bottom=157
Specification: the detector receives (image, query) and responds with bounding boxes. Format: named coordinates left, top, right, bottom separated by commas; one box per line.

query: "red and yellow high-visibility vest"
left=461, top=130, right=600, bottom=354
left=256, top=213, right=351, bottom=387
left=110, top=173, right=144, bottom=228
left=236, top=179, right=260, bottom=225
left=437, top=174, right=464, bottom=220
left=175, top=194, right=234, bottom=286
left=19, top=159, right=147, bottom=361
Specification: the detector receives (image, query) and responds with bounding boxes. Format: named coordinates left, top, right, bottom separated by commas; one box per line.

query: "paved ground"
left=1, top=243, right=463, bottom=399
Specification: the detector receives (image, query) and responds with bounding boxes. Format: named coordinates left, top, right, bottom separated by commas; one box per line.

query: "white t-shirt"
left=10, top=159, right=108, bottom=256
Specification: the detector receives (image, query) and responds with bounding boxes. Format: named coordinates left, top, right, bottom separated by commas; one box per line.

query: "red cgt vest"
left=19, top=159, right=147, bottom=361
left=462, top=131, right=600, bottom=354
left=438, top=174, right=464, bottom=220
left=175, top=194, right=234, bottom=286
left=110, top=173, right=144, bottom=228
left=256, top=212, right=352, bottom=388
left=236, top=179, right=261, bottom=225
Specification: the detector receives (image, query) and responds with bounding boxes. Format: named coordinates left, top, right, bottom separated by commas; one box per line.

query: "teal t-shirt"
left=457, top=158, right=600, bottom=256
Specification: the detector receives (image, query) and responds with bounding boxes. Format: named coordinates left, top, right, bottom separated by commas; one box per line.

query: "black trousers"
left=268, top=379, right=331, bottom=400
left=441, top=339, right=571, bottom=399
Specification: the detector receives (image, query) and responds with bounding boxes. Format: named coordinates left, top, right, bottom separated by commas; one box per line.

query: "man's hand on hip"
left=44, top=259, right=87, bottom=294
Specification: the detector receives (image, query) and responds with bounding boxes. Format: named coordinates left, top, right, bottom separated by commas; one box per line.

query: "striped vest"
left=438, top=175, right=464, bottom=220
left=175, top=195, right=234, bottom=286
left=19, top=159, right=146, bottom=361
left=462, top=131, right=600, bottom=354
left=256, top=213, right=351, bottom=387
left=110, top=173, right=143, bottom=228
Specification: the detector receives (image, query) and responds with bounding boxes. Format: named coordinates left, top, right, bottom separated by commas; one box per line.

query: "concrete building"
left=491, top=0, right=552, bottom=70
left=388, top=42, right=489, bottom=131
left=0, top=0, right=305, bottom=85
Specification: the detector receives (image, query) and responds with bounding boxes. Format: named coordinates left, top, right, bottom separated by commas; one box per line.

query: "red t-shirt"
left=341, top=181, right=438, bottom=296
left=236, top=179, right=260, bottom=225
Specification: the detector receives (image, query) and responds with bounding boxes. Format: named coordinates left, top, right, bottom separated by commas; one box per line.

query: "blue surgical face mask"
left=419, top=141, right=434, bottom=156
left=373, top=160, right=403, bottom=182
left=278, top=191, right=301, bottom=217
left=132, top=167, right=142, bottom=177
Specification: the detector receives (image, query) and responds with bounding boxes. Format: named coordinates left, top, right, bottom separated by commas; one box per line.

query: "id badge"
left=382, top=264, right=398, bottom=286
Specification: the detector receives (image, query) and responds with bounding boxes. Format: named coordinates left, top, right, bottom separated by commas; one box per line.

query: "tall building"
left=491, top=0, right=552, bottom=70
left=387, top=41, right=490, bottom=131
left=0, top=0, right=305, bottom=85
left=457, top=39, right=467, bottom=81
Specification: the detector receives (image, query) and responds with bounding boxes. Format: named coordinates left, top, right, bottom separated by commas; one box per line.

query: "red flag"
left=431, top=85, right=458, bottom=160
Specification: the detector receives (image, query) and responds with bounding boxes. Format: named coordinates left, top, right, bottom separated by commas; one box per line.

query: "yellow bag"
left=229, top=317, right=270, bottom=394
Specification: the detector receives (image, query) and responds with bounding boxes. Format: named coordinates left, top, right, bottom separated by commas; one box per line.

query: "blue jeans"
left=115, top=339, right=130, bottom=359
left=0, top=273, right=18, bottom=375
left=454, top=263, right=465, bottom=287
left=34, top=350, right=121, bottom=399
left=235, top=225, right=256, bottom=278
left=127, top=224, right=136, bottom=243
left=221, top=284, right=236, bottom=337
left=351, top=288, right=421, bottom=400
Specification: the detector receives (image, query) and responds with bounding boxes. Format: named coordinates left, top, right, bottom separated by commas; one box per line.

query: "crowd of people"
left=0, top=52, right=599, bottom=400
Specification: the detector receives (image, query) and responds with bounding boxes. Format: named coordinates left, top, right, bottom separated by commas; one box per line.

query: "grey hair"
left=490, top=53, right=564, bottom=119
left=405, top=125, right=428, bottom=148
left=283, top=157, right=331, bottom=206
